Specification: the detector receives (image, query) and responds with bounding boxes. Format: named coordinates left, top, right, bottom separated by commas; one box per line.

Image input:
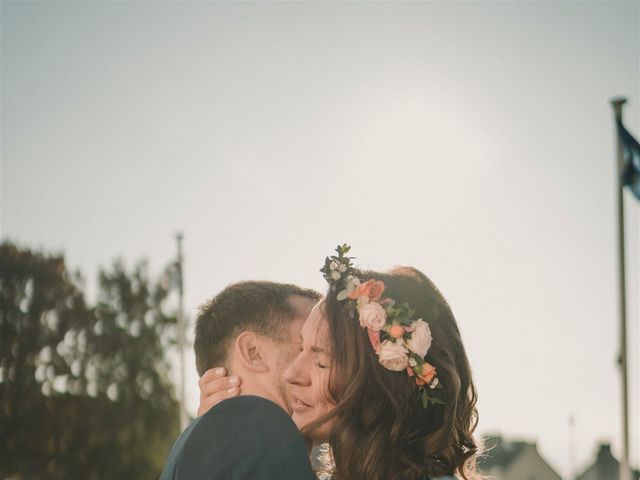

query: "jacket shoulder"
left=199, top=395, right=293, bottom=428
left=177, top=396, right=315, bottom=480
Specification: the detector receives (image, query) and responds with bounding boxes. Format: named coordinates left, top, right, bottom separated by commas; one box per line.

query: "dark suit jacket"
left=160, top=395, right=316, bottom=480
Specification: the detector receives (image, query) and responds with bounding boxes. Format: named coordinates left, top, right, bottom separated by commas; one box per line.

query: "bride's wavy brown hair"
left=302, top=266, right=482, bottom=480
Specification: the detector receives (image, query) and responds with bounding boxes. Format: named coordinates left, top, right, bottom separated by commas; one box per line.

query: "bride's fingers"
left=197, top=385, right=240, bottom=416
left=198, top=367, right=227, bottom=389
left=199, top=375, right=242, bottom=399
left=197, top=367, right=242, bottom=416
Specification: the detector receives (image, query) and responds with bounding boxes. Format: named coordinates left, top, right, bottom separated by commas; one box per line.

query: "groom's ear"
left=234, top=331, right=270, bottom=373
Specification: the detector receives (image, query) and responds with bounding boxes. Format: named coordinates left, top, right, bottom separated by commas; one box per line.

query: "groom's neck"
left=228, top=363, right=288, bottom=413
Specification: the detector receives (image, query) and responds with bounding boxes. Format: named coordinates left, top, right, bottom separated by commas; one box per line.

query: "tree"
left=0, top=241, right=180, bottom=479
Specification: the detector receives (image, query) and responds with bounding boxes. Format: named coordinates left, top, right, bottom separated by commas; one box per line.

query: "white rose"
left=331, top=270, right=341, bottom=281
left=339, top=263, right=347, bottom=272
left=358, top=302, right=386, bottom=331
left=378, top=340, right=409, bottom=371
left=406, top=319, right=432, bottom=358
left=329, top=261, right=339, bottom=271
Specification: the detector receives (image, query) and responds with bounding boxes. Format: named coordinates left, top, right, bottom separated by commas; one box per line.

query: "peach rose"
left=388, top=325, right=404, bottom=339
left=358, top=302, right=386, bottom=331
left=348, top=279, right=385, bottom=301
left=415, top=362, right=437, bottom=386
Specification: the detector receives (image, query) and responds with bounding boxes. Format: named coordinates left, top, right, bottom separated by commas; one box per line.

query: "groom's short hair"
left=194, top=281, right=320, bottom=376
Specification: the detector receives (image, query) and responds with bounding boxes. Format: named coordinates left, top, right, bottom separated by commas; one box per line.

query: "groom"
left=160, top=281, right=320, bottom=480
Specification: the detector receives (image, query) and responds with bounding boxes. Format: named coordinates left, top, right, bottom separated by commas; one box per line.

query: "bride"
left=199, top=245, right=481, bottom=480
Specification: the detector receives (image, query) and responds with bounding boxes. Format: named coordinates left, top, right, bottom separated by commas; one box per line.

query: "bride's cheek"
left=318, top=369, right=333, bottom=406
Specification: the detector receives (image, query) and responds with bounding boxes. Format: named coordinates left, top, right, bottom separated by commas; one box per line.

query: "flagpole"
left=176, top=232, right=188, bottom=431
left=568, top=415, right=575, bottom=480
left=610, top=97, right=631, bottom=480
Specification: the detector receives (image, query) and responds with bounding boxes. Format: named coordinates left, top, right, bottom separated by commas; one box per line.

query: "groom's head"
left=195, top=281, right=319, bottom=413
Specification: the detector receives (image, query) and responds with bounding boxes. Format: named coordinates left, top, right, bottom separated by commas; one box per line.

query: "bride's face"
left=283, top=302, right=335, bottom=440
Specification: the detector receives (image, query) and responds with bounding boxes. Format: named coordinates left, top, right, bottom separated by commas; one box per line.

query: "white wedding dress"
left=310, top=443, right=335, bottom=480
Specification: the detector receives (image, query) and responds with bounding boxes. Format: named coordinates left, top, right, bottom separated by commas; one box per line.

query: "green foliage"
left=383, top=302, right=416, bottom=327
left=419, top=384, right=446, bottom=409
left=0, top=241, right=180, bottom=479
left=319, top=243, right=355, bottom=292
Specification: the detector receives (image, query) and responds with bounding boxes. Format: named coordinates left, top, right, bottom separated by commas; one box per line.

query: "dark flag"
left=161, top=260, right=182, bottom=294
left=616, top=118, right=640, bottom=200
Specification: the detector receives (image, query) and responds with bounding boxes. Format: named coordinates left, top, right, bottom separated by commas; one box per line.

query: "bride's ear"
left=234, top=332, right=269, bottom=373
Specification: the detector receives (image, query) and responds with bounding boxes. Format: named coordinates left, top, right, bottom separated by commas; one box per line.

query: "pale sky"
left=2, top=1, right=639, bottom=478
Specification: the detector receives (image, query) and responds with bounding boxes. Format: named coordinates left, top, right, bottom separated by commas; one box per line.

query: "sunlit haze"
left=2, top=2, right=638, bottom=478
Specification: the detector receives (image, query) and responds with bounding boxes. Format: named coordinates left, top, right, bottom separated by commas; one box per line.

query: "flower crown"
left=320, top=244, right=445, bottom=408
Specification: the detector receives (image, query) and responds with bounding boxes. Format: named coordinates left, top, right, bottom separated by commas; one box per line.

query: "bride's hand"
left=197, top=367, right=242, bottom=416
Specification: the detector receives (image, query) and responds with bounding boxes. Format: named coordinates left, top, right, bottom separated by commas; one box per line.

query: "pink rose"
left=378, top=340, right=409, bottom=371
left=358, top=302, right=386, bottom=331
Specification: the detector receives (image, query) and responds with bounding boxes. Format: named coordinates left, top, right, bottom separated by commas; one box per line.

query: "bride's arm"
left=197, top=367, right=242, bottom=416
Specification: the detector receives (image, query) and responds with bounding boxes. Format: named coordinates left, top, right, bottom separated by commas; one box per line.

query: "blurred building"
left=575, top=443, right=640, bottom=480
left=478, top=434, right=562, bottom=480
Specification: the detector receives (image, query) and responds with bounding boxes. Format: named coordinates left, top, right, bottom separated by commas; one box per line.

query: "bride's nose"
left=284, top=351, right=310, bottom=386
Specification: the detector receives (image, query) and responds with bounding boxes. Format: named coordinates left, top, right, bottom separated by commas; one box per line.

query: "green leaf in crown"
left=319, top=244, right=355, bottom=292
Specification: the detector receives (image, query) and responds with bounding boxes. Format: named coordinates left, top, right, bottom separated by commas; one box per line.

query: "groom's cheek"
left=280, top=343, right=302, bottom=371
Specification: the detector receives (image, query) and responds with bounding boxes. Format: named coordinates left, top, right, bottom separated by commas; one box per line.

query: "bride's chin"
left=291, top=411, right=308, bottom=430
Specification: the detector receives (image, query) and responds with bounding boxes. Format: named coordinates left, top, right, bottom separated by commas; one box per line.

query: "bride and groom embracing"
left=160, top=245, right=481, bottom=480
